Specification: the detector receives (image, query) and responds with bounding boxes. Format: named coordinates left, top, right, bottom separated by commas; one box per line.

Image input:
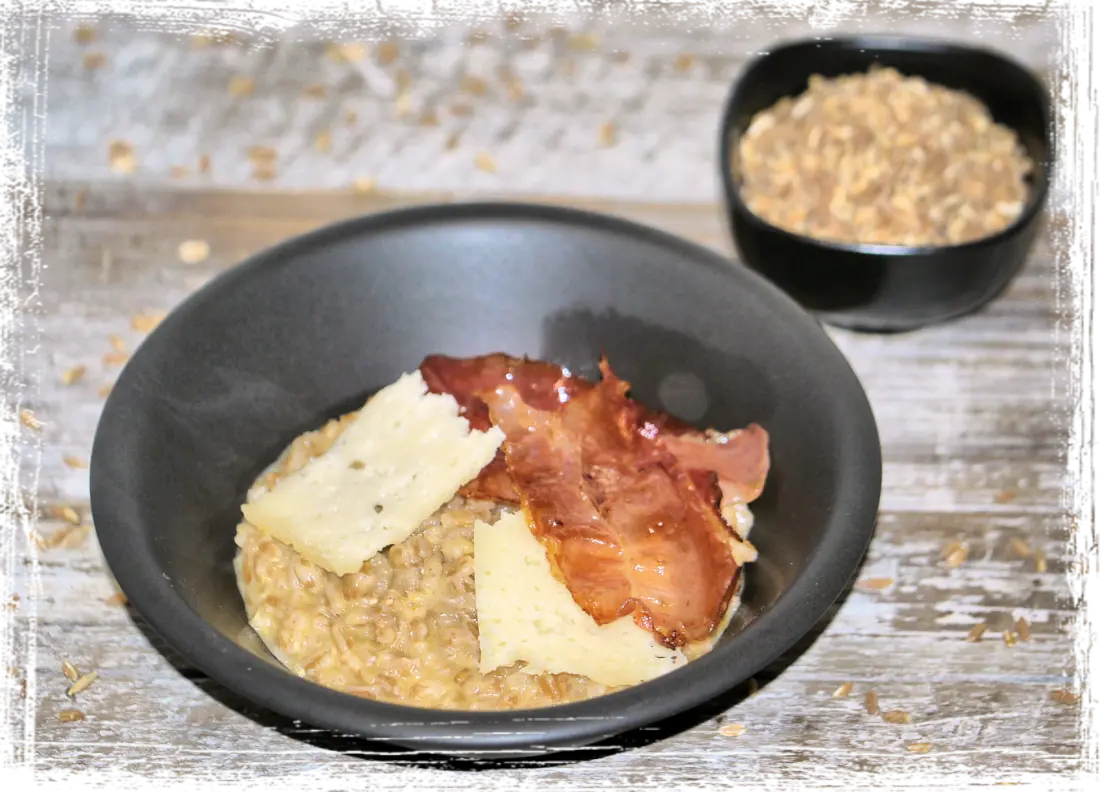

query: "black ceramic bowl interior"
left=90, top=202, right=882, bottom=757
left=719, top=36, right=1053, bottom=333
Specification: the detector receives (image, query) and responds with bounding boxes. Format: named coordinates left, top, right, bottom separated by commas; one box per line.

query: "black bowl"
left=718, top=36, right=1053, bottom=332
left=90, top=202, right=881, bottom=757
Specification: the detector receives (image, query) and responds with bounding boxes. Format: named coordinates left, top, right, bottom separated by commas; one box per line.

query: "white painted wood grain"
left=5, top=183, right=1077, bottom=785
left=40, top=9, right=1060, bottom=204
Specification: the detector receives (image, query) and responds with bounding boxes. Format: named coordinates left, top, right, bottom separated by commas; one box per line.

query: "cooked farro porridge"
left=234, top=354, right=767, bottom=711
left=235, top=413, right=615, bottom=710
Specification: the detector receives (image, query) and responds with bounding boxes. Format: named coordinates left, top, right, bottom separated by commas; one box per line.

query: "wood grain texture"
left=41, top=8, right=1061, bottom=205
left=5, top=181, right=1078, bottom=786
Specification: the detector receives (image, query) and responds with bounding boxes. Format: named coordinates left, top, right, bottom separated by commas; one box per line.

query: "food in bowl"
left=233, top=353, right=770, bottom=711
left=736, top=65, right=1034, bottom=247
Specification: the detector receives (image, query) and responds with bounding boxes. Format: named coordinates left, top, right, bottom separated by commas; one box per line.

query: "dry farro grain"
left=737, top=66, right=1033, bottom=247
left=1016, top=617, right=1032, bottom=642
left=61, top=365, right=86, bottom=386
left=967, top=622, right=988, bottom=642
left=1049, top=689, right=1079, bottom=705
left=20, top=409, right=42, bottom=430
left=66, top=671, right=98, bottom=698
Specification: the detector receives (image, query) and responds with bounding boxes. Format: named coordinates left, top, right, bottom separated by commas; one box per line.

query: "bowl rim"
left=717, top=34, right=1054, bottom=258
left=90, top=200, right=883, bottom=754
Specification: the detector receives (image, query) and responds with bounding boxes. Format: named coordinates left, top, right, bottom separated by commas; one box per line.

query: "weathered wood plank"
left=0, top=668, right=1095, bottom=792
left=0, top=0, right=1095, bottom=210
left=9, top=182, right=1076, bottom=785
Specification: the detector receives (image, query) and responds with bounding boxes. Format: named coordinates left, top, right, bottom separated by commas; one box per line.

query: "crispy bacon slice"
left=420, top=353, right=591, bottom=502
left=481, top=361, right=748, bottom=647
left=419, top=353, right=770, bottom=513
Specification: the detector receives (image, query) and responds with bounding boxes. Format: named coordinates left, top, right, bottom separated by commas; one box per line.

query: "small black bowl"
left=90, top=202, right=881, bottom=758
left=718, top=36, right=1053, bottom=333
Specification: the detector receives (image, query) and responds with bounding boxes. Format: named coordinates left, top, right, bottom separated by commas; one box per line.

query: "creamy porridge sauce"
left=235, top=414, right=613, bottom=710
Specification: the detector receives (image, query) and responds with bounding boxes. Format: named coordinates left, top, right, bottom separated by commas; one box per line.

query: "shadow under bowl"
left=90, top=201, right=882, bottom=758
left=719, top=36, right=1053, bottom=333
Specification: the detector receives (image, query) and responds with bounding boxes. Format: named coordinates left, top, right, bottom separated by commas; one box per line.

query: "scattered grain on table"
left=856, top=577, right=894, bottom=591
left=107, top=141, right=135, bottom=174
left=63, top=455, right=88, bottom=469
left=377, top=40, right=400, bottom=66
left=568, top=32, right=600, bottom=52
left=61, top=660, right=80, bottom=682
left=102, top=351, right=129, bottom=366
left=1009, top=538, right=1033, bottom=559
left=1003, top=631, right=1018, bottom=647
left=303, top=83, right=327, bottom=99
left=1016, top=618, right=1032, bottom=642
left=1035, top=550, right=1048, bottom=573
left=60, top=365, right=86, bottom=386
left=228, top=75, right=254, bottom=97
left=475, top=152, right=497, bottom=173
left=66, top=671, right=98, bottom=698
left=461, top=75, right=490, bottom=96
left=718, top=723, right=746, bottom=738
left=131, top=311, right=167, bottom=333
left=944, top=543, right=969, bottom=569
left=105, top=592, right=128, bottom=607
left=674, top=53, right=695, bottom=72
left=598, top=121, right=617, bottom=147
left=907, top=742, right=934, bottom=754
left=882, top=710, right=911, bottom=725
left=57, top=709, right=85, bottom=723
left=178, top=239, right=210, bottom=265
left=315, top=132, right=332, bottom=154
left=967, top=622, right=988, bottom=642
left=325, top=42, right=365, bottom=63
left=19, top=409, right=42, bottom=430
left=1049, top=689, right=1079, bottom=705
left=74, top=25, right=96, bottom=45
left=52, top=508, right=81, bottom=525
left=83, top=53, right=107, bottom=70
left=832, top=682, right=854, bottom=699
left=864, top=690, right=880, bottom=716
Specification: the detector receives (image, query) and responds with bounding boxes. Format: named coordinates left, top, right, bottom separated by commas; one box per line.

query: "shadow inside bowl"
left=123, top=565, right=860, bottom=771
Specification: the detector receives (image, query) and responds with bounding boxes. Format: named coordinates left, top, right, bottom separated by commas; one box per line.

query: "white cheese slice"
left=241, top=370, right=505, bottom=576
left=474, top=511, right=687, bottom=688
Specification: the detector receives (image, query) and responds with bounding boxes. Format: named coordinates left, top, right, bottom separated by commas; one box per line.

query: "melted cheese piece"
left=241, top=371, right=505, bottom=576
left=474, top=511, right=686, bottom=687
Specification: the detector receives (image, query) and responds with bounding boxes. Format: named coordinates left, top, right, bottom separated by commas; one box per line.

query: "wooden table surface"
left=5, top=8, right=1082, bottom=790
